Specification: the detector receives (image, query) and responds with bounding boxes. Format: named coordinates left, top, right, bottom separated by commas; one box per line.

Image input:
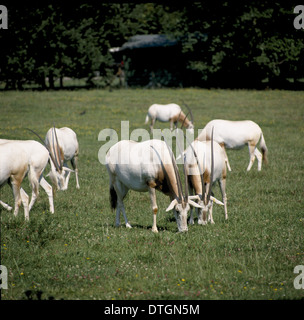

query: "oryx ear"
left=188, top=199, right=203, bottom=209
left=62, top=167, right=74, bottom=173
left=166, top=199, right=178, bottom=212
left=210, top=196, right=224, bottom=206
left=188, top=195, right=200, bottom=201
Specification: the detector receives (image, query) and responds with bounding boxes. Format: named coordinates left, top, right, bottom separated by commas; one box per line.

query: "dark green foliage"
left=0, top=2, right=303, bottom=89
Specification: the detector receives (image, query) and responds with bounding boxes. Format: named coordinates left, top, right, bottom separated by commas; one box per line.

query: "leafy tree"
left=0, top=2, right=303, bottom=89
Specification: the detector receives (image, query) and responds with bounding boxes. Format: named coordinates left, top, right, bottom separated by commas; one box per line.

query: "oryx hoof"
left=198, top=219, right=207, bottom=225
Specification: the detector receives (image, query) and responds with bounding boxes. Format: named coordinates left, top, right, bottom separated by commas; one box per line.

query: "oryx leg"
left=28, top=190, right=37, bottom=212
left=197, top=184, right=208, bottom=225
left=148, top=186, right=158, bottom=233
left=208, top=202, right=215, bottom=224
left=9, top=176, right=26, bottom=219
left=220, top=144, right=231, bottom=171
left=62, top=166, right=72, bottom=190
left=150, top=118, right=156, bottom=133
left=219, top=179, right=228, bottom=220
left=38, top=177, right=54, bottom=213
left=71, top=155, right=80, bottom=189
left=205, top=182, right=215, bottom=224
left=28, top=166, right=43, bottom=212
left=0, top=200, right=12, bottom=211
left=114, top=181, right=131, bottom=228
left=0, top=188, right=29, bottom=219
left=189, top=206, right=195, bottom=225
left=247, top=142, right=259, bottom=171
left=187, top=185, right=195, bottom=225
left=254, top=148, right=263, bottom=171
left=20, top=188, right=29, bottom=221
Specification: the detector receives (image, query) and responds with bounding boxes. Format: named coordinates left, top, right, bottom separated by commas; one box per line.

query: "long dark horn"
left=181, top=100, right=194, bottom=124
left=207, top=126, right=214, bottom=203
left=26, top=128, right=61, bottom=173
left=51, top=127, right=60, bottom=171
left=175, top=130, right=188, bottom=200
left=52, top=126, right=63, bottom=171
left=26, top=128, right=47, bottom=148
left=161, top=133, right=183, bottom=203
left=180, top=111, right=190, bottom=129
left=184, top=134, right=205, bottom=200
left=150, top=145, right=178, bottom=200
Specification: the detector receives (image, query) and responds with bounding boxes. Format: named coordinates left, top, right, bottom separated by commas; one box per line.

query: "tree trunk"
left=60, top=75, right=64, bottom=88
left=49, top=71, right=55, bottom=89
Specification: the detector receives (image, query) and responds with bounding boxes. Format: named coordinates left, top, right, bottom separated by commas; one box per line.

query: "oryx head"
left=187, top=127, right=224, bottom=225
left=166, top=194, right=202, bottom=232
left=46, top=126, right=74, bottom=191
left=155, top=135, right=203, bottom=232
left=26, top=127, right=74, bottom=191
left=181, top=100, right=194, bottom=134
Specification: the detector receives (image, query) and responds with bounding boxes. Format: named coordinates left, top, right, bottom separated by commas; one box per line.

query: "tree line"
left=0, top=1, right=303, bottom=90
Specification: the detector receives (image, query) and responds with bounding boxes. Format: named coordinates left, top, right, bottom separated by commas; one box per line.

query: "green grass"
left=0, top=88, right=303, bottom=300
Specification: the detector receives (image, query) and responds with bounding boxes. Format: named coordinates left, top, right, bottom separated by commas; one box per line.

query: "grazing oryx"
left=45, top=127, right=79, bottom=190
left=0, top=139, right=54, bottom=215
left=145, top=103, right=194, bottom=133
left=105, top=139, right=203, bottom=233
left=184, top=138, right=227, bottom=225
left=196, top=119, right=268, bottom=171
left=0, top=142, right=32, bottom=220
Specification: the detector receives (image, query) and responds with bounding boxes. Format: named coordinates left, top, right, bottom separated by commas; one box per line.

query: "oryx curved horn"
left=26, top=128, right=61, bottom=173
left=176, top=110, right=189, bottom=130
left=181, top=100, right=194, bottom=124
left=175, top=130, right=188, bottom=200
left=176, top=109, right=189, bottom=130
left=183, top=133, right=205, bottom=200
left=52, top=126, right=63, bottom=172
left=150, top=145, right=179, bottom=201
left=180, top=111, right=190, bottom=129
left=207, top=126, right=214, bottom=203
left=161, top=133, right=184, bottom=203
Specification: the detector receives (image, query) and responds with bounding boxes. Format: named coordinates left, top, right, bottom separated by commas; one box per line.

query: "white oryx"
left=45, top=127, right=79, bottom=190
left=184, top=138, right=227, bottom=225
left=0, top=139, right=55, bottom=216
left=145, top=103, right=194, bottom=133
left=196, top=119, right=268, bottom=171
left=0, top=142, right=34, bottom=220
left=105, top=139, right=203, bottom=233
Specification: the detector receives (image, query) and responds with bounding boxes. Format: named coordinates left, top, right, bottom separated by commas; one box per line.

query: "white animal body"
left=196, top=119, right=268, bottom=171
left=45, top=127, right=79, bottom=190
left=106, top=139, right=203, bottom=233
left=0, top=142, right=32, bottom=220
left=0, top=139, right=54, bottom=218
left=185, top=140, right=227, bottom=225
left=145, top=103, right=194, bottom=133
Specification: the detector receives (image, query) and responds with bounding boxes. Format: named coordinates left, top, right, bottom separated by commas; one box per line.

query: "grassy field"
left=0, top=88, right=303, bottom=300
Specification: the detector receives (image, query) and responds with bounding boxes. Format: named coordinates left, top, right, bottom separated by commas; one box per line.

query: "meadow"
left=0, top=88, right=303, bottom=300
